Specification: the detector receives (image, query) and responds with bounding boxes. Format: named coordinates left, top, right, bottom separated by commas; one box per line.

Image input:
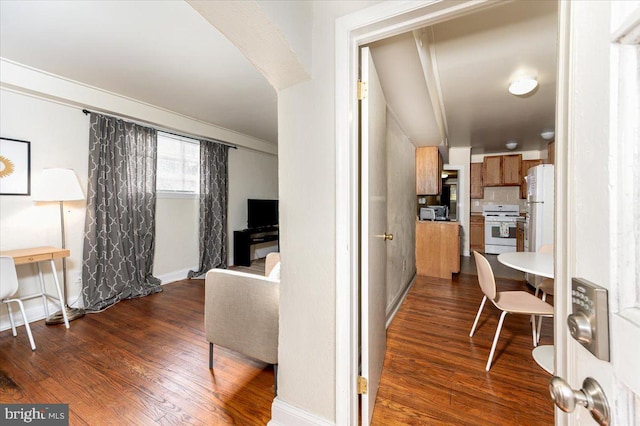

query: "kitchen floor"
left=460, top=252, right=526, bottom=280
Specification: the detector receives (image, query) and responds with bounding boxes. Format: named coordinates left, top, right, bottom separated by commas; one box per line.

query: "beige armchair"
left=204, top=252, right=280, bottom=386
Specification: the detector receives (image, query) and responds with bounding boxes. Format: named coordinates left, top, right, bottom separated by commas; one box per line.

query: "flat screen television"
left=247, top=199, right=279, bottom=229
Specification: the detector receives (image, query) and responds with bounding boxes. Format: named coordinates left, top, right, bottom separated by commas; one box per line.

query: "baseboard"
left=156, top=266, right=199, bottom=284
left=0, top=301, right=56, bottom=332
left=268, top=398, right=334, bottom=426
left=385, top=273, right=416, bottom=329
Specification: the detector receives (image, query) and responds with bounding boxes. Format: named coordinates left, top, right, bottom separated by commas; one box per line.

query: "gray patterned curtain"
left=188, top=140, right=229, bottom=278
left=82, top=113, right=162, bottom=311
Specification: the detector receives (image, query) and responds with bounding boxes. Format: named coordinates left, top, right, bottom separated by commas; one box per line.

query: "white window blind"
left=156, top=132, right=200, bottom=196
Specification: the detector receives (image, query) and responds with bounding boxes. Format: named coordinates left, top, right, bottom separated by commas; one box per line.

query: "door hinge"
left=357, top=376, right=368, bottom=394
left=357, top=80, right=368, bottom=100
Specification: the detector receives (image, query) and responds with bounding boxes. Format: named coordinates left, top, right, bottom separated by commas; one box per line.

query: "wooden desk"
left=0, top=246, right=71, bottom=328
left=497, top=251, right=554, bottom=374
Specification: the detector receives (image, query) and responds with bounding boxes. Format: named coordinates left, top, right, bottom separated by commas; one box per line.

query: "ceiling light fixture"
left=540, top=130, right=555, bottom=140
left=508, top=76, right=538, bottom=96
left=505, top=141, right=518, bottom=150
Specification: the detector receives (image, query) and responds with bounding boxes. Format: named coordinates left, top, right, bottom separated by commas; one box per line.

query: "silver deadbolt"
left=568, top=311, right=593, bottom=344
left=549, top=377, right=610, bottom=426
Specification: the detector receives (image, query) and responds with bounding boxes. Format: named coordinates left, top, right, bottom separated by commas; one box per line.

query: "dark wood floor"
left=0, top=278, right=274, bottom=425
left=371, top=273, right=555, bottom=425
left=1, top=262, right=553, bottom=425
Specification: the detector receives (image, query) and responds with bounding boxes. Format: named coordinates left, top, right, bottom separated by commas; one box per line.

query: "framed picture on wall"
left=0, top=137, right=31, bottom=196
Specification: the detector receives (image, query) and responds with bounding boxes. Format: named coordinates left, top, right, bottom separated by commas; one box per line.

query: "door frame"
left=334, top=1, right=509, bottom=424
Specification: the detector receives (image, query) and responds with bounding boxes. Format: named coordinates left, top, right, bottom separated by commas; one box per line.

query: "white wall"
left=447, top=147, right=470, bottom=255
left=0, top=85, right=277, bottom=330
left=385, top=112, right=416, bottom=314
left=228, top=147, right=279, bottom=263
left=0, top=89, right=89, bottom=326
left=275, top=1, right=378, bottom=421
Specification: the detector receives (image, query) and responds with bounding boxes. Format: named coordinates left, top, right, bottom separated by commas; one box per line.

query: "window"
left=156, top=132, right=200, bottom=197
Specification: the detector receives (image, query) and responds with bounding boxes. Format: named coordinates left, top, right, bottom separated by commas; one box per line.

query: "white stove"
left=482, top=204, right=521, bottom=254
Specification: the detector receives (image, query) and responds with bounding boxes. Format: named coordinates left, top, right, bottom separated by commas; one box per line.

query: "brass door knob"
left=384, top=233, right=393, bottom=241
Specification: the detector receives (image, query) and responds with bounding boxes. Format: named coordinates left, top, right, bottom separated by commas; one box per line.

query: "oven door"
left=484, top=219, right=517, bottom=253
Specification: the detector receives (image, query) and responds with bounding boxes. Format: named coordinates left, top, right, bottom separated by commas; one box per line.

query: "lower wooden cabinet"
left=416, top=221, right=460, bottom=279
left=470, top=215, right=485, bottom=253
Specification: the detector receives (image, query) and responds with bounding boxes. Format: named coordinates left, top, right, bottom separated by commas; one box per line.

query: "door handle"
left=549, top=377, right=609, bottom=426
left=384, top=233, right=393, bottom=241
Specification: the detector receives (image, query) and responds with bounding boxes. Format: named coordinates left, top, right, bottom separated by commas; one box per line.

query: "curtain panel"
left=188, top=140, right=229, bottom=278
left=82, top=113, right=162, bottom=311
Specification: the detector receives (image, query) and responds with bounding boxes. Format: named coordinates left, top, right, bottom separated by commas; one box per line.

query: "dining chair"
left=0, top=256, right=36, bottom=351
left=534, top=244, right=554, bottom=343
left=469, top=251, right=553, bottom=371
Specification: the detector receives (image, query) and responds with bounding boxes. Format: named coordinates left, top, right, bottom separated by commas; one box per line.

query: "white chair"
left=205, top=252, right=280, bottom=393
left=470, top=251, right=553, bottom=371
left=1, top=256, right=36, bottom=350
left=534, top=244, right=554, bottom=343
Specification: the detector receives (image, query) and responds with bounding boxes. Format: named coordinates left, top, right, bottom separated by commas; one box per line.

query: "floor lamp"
left=34, top=168, right=86, bottom=323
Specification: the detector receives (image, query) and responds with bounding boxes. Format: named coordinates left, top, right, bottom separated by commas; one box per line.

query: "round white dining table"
left=497, top=251, right=555, bottom=374
left=497, top=251, right=554, bottom=279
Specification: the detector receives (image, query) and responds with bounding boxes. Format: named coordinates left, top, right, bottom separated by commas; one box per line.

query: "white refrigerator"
left=526, top=164, right=554, bottom=284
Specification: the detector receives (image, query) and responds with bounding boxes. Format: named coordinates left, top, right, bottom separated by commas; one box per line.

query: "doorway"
left=335, top=1, right=560, bottom=424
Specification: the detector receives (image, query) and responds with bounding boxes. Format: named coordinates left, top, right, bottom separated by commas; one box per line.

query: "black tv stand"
left=233, top=226, right=279, bottom=266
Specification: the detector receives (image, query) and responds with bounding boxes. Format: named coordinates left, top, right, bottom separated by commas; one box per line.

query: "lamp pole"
left=45, top=200, right=85, bottom=324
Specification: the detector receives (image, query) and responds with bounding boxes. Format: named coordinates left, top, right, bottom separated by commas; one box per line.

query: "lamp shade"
left=33, top=168, right=84, bottom=201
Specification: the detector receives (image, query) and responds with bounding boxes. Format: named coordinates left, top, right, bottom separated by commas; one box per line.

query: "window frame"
left=156, top=132, right=200, bottom=199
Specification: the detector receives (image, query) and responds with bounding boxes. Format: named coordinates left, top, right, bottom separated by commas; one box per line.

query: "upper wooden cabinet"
left=502, top=154, right=522, bottom=185
left=483, top=154, right=522, bottom=187
left=483, top=155, right=503, bottom=187
left=520, top=159, right=543, bottom=198
left=416, top=146, right=442, bottom=195
left=547, top=141, right=555, bottom=165
left=470, top=162, right=484, bottom=199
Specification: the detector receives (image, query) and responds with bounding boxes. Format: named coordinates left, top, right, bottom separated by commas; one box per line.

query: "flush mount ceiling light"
left=505, top=141, right=518, bottom=150
left=540, top=130, right=555, bottom=140
left=508, top=76, right=538, bottom=96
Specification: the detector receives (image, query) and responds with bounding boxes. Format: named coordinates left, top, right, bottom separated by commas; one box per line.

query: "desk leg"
left=36, top=263, right=50, bottom=318
left=48, top=259, right=70, bottom=329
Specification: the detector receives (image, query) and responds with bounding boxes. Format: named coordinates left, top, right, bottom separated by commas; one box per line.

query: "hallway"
left=371, top=272, right=554, bottom=425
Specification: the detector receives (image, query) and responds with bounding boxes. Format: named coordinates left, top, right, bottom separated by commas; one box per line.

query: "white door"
left=359, top=46, right=387, bottom=425
left=556, top=1, right=640, bottom=424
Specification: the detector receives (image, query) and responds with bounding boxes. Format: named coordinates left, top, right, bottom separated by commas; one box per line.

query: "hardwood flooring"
left=0, top=277, right=275, bottom=425
left=1, top=260, right=553, bottom=425
left=371, top=273, right=555, bottom=425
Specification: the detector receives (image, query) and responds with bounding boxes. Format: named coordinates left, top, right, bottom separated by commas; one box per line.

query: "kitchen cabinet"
left=416, top=220, right=460, bottom=279
left=520, top=159, right=543, bottom=198
left=482, top=154, right=522, bottom=187
left=470, top=163, right=484, bottom=199
left=502, top=154, right=522, bottom=185
left=516, top=221, right=525, bottom=252
left=416, top=146, right=442, bottom=195
left=483, top=155, right=503, bottom=187
left=547, top=141, right=555, bottom=165
left=470, top=215, right=485, bottom=252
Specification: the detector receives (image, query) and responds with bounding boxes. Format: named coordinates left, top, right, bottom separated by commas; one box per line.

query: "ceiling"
left=0, top=1, right=558, bottom=155
left=0, top=1, right=278, bottom=144
left=370, top=0, right=558, bottom=155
